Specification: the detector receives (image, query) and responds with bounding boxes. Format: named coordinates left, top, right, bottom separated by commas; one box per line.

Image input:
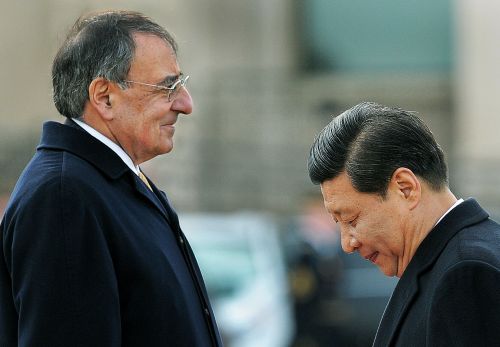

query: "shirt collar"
left=73, top=118, right=141, bottom=175
left=435, top=198, right=464, bottom=227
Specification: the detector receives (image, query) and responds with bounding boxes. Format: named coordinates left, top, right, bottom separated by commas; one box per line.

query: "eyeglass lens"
left=168, top=76, right=189, bottom=101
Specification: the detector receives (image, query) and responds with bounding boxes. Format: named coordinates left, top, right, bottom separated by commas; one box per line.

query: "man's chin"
left=378, top=265, right=397, bottom=278
left=159, top=141, right=174, bottom=154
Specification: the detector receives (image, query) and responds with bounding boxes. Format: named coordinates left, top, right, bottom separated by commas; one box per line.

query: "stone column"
left=454, top=0, right=500, bottom=218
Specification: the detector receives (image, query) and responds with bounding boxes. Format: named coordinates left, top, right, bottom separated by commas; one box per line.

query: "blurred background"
left=1, top=0, right=499, bottom=346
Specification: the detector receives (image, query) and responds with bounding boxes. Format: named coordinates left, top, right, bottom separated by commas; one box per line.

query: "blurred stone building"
left=0, top=0, right=499, bottom=217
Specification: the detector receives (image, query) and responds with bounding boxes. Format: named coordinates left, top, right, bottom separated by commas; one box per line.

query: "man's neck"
left=399, top=187, right=458, bottom=277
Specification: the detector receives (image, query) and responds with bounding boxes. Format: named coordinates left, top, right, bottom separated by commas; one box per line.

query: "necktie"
left=138, top=171, right=153, bottom=191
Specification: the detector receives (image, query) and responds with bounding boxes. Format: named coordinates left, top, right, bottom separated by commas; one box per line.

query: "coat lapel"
left=39, top=120, right=175, bottom=226
left=373, top=199, right=489, bottom=346
left=131, top=174, right=173, bottom=225
left=152, top=188, right=181, bottom=230
left=373, top=269, right=418, bottom=346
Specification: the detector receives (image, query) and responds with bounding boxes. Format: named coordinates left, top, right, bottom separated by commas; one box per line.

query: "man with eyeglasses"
left=0, top=10, right=222, bottom=347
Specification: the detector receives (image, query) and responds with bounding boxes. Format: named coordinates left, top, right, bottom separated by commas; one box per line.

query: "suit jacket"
left=0, top=121, right=223, bottom=347
left=373, top=198, right=500, bottom=347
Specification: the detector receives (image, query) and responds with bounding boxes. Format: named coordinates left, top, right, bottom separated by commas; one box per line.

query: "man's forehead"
left=320, top=173, right=355, bottom=197
left=129, top=33, right=180, bottom=79
left=132, top=33, right=176, bottom=58
left=132, top=32, right=174, bottom=47
left=320, top=176, right=361, bottom=214
left=322, top=195, right=348, bottom=214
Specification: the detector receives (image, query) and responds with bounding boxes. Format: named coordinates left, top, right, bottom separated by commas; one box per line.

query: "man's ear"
left=390, top=167, right=421, bottom=210
left=88, top=77, right=115, bottom=120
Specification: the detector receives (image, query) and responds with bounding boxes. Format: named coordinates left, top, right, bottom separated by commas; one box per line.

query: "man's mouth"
left=366, top=252, right=379, bottom=263
left=161, top=124, right=176, bottom=131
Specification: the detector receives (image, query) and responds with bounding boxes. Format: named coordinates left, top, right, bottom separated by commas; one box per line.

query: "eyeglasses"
left=124, top=75, right=190, bottom=102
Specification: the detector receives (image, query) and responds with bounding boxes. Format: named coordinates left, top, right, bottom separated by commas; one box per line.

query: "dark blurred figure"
left=285, top=194, right=344, bottom=347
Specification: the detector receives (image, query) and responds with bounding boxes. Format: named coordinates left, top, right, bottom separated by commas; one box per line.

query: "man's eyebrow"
left=327, top=204, right=350, bottom=219
left=324, top=200, right=340, bottom=214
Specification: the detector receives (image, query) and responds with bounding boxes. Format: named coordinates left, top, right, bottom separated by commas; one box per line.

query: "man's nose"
left=172, top=86, right=193, bottom=115
left=340, top=229, right=360, bottom=253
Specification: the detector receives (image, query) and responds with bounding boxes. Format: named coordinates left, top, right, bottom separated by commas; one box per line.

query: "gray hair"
left=52, top=10, right=177, bottom=118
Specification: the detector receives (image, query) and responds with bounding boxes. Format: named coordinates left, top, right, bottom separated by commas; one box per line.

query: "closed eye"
left=159, top=74, right=182, bottom=88
left=340, top=217, right=357, bottom=227
left=159, top=74, right=185, bottom=89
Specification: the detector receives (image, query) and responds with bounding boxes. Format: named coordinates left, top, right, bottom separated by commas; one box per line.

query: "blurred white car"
left=180, top=212, right=295, bottom=347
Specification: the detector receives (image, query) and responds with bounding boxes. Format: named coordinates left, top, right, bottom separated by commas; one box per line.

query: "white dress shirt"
left=73, top=119, right=142, bottom=176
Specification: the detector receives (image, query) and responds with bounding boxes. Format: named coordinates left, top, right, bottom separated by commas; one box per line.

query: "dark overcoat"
left=0, top=121, right=223, bottom=347
left=373, top=199, right=500, bottom=347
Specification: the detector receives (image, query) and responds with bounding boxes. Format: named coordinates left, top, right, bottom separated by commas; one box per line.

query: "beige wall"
left=0, top=1, right=55, bottom=130
left=1, top=1, right=498, bottom=216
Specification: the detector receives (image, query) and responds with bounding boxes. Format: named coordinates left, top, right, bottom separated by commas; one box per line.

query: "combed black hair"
left=308, top=102, right=448, bottom=195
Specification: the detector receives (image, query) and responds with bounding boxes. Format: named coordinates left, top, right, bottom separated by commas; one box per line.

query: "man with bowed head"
left=0, top=10, right=222, bottom=346
left=308, top=102, right=500, bottom=346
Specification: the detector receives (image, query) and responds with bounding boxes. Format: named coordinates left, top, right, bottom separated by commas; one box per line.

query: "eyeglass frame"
left=123, top=74, right=190, bottom=102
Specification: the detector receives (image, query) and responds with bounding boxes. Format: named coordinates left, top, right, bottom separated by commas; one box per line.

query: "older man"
left=308, top=102, right=500, bottom=346
left=0, top=10, right=222, bottom=346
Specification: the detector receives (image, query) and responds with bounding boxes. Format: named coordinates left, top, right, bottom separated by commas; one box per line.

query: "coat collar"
left=373, top=198, right=489, bottom=346
left=38, top=120, right=130, bottom=180
left=37, top=120, right=176, bottom=225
